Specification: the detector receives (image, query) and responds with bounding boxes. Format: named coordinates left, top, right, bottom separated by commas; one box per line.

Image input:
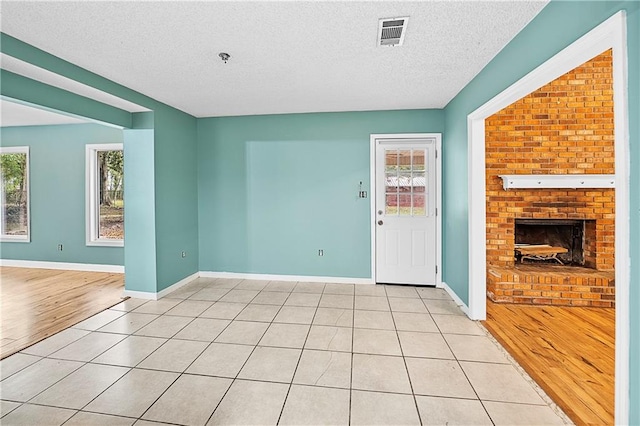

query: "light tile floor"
left=0, top=278, right=571, bottom=425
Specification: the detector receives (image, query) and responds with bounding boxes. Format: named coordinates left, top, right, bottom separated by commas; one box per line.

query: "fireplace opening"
left=514, top=219, right=589, bottom=266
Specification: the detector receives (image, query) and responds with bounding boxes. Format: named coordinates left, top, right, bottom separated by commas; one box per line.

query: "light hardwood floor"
left=0, top=267, right=125, bottom=359
left=483, top=299, right=614, bottom=426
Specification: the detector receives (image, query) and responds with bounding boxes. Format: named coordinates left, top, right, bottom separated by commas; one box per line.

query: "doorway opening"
left=467, top=11, right=629, bottom=425
left=483, top=49, right=617, bottom=425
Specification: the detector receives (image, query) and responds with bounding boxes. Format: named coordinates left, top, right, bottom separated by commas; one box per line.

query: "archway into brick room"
left=467, top=12, right=629, bottom=426
left=483, top=48, right=615, bottom=426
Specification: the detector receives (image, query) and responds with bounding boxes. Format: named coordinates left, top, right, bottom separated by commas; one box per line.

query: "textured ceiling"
left=1, top=99, right=90, bottom=127
left=0, top=1, right=548, bottom=118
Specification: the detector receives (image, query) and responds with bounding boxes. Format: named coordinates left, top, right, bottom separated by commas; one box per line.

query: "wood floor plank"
left=0, top=266, right=125, bottom=359
left=483, top=299, right=614, bottom=426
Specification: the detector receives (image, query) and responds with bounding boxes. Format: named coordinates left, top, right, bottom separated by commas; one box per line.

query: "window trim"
left=86, top=143, right=124, bottom=247
left=0, top=146, right=31, bottom=243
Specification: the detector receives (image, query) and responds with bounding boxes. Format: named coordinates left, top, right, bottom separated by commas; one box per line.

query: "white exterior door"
left=375, top=138, right=437, bottom=285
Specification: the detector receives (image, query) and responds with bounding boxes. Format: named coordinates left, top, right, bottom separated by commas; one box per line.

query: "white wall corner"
left=122, top=271, right=200, bottom=301
left=157, top=272, right=200, bottom=298
left=441, top=281, right=471, bottom=317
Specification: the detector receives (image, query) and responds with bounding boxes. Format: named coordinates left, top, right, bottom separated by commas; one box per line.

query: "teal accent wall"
left=197, top=109, right=444, bottom=278
left=442, top=1, right=639, bottom=421
left=0, top=123, right=124, bottom=265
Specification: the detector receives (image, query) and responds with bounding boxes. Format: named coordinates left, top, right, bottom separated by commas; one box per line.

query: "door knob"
left=377, top=220, right=383, bottom=225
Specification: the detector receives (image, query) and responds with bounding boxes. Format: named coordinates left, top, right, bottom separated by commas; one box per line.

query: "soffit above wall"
left=0, top=1, right=548, bottom=117
left=1, top=99, right=90, bottom=127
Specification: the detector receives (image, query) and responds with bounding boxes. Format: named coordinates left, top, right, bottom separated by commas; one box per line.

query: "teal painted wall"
left=0, top=123, right=124, bottom=265
left=1, top=36, right=201, bottom=294
left=442, top=1, right=639, bottom=421
left=123, top=128, right=157, bottom=292
left=153, top=108, right=199, bottom=291
left=197, top=109, right=444, bottom=278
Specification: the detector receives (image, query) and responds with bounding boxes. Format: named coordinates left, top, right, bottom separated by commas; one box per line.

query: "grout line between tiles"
left=388, top=287, right=424, bottom=425
left=273, top=285, right=315, bottom=425
left=347, top=283, right=360, bottom=426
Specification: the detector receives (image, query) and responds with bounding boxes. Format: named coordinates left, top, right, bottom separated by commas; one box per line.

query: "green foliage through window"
left=97, top=150, right=124, bottom=239
left=1, top=150, right=29, bottom=237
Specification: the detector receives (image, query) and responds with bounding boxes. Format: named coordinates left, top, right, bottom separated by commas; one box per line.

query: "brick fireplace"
left=485, top=50, right=615, bottom=307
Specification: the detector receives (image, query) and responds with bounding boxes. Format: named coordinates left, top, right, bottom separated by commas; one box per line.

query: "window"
left=384, top=149, right=427, bottom=216
left=86, top=144, right=124, bottom=246
left=1, top=146, right=30, bottom=242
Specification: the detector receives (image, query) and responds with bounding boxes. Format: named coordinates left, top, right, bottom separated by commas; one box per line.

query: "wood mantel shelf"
left=499, top=174, right=615, bottom=190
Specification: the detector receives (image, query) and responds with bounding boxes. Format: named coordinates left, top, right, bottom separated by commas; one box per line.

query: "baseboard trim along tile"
left=199, top=271, right=374, bottom=285
left=0, top=259, right=124, bottom=273
left=122, top=271, right=200, bottom=300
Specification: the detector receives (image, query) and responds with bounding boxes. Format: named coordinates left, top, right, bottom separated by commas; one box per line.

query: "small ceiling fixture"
left=218, top=52, right=230, bottom=63
left=378, top=17, right=409, bottom=47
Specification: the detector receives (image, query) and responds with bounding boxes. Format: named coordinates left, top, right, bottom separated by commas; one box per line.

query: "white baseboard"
left=123, top=271, right=199, bottom=300
left=199, top=271, right=374, bottom=285
left=124, top=271, right=373, bottom=300
left=158, top=272, right=199, bottom=298
left=0, top=259, right=124, bottom=273
left=441, top=281, right=471, bottom=317
left=121, top=289, right=159, bottom=300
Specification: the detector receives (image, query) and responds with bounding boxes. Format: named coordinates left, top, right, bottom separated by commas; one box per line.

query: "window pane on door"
left=383, top=148, right=429, bottom=217
left=413, top=150, right=425, bottom=171
left=385, top=151, right=398, bottom=172
left=398, top=194, right=411, bottom=215
left=413, top=172, right=426, bottom=193
left=399, top=150, right=411, bottom=171
left=398, top=172, right=412, bottom=193
left=385, top=173, right=398, bottom=193
left=413, top=194, right=426, bottom=216
left=385, top=194, right=398, bottom=215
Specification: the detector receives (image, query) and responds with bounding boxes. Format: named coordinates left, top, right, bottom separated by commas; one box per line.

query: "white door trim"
left=370, top=133, right=442, bottom=287
left=466, top=11, right=629, bottom=424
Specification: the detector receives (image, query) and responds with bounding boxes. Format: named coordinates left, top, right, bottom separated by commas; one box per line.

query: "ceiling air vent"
left=378, top=17, right=409, bottom=46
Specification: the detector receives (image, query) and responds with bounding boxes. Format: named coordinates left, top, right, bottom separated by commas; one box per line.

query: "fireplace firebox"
left=514, top=219, right=589, bottom=266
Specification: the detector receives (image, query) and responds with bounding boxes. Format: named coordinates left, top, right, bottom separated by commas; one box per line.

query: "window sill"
left=86, top=240, right=124, bottom=248
left=1, top=236, right=30, bottom=243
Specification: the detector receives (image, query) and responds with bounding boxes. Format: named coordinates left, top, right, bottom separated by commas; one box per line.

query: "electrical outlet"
left=57, top=244, right=63, bottom=251
left=181, top=251, right=186, bottom=258
left=318, top=249, right=324, bottom=257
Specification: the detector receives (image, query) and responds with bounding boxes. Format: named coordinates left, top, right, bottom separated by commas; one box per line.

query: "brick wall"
left=485, top=49, right=615, bottom=273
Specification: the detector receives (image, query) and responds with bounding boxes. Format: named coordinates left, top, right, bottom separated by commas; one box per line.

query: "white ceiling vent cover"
left=378, top=17, right=409, bottom=46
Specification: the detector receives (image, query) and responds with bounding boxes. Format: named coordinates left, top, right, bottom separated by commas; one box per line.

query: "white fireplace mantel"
left=499, top=174, right=616, bottom=190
